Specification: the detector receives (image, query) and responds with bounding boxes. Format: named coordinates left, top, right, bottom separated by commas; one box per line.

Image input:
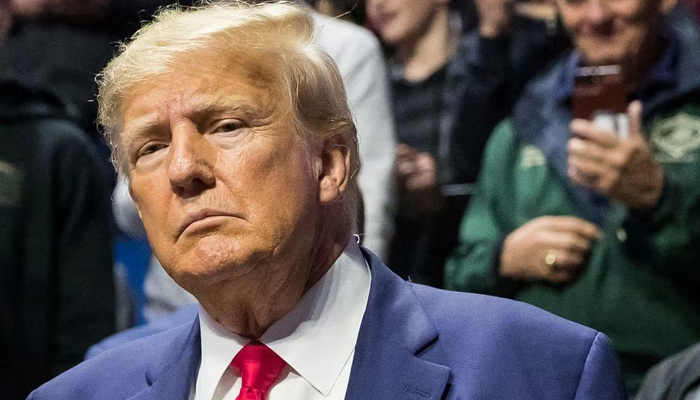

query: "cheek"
left=129, top=175, right=172, bottom=240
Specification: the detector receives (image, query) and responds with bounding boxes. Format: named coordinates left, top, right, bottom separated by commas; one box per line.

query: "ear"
left=659, top=0, right=678, bottom=14
left=317, top=134, right=351, bottom=205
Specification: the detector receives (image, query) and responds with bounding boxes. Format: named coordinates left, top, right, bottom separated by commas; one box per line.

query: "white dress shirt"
left=192, top=239, right=371, bottom=400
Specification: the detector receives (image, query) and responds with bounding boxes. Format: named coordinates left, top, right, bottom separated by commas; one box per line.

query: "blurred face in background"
left=556, top=0, right=677, bottom=67
left=366, top=0, right=448, bottom=47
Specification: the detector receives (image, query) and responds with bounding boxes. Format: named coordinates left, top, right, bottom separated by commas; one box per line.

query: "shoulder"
left=480, top=119, right=521, bottom=174
left=411, top=283, right=599, bottom=346
left=637, top=342, right=700, bottom=400
left=29, top=321, right=195, bottom=400
left=0, top=80, right=85, bottom=142
left=407, top=285, right=624, bottom=398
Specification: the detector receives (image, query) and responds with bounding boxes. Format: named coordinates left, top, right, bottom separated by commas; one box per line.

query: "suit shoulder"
left=411, top=284, right=599, bottom=347
left=29, top=321, right=195, bottom=400
left=409, top=285, right=625, bottom=398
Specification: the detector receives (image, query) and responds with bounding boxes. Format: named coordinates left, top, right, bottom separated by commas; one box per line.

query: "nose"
left=582, top=0, right=611, bottom=26
left=166, top=124, right=216, bottom=197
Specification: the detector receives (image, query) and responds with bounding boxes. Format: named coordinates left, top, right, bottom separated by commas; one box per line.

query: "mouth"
left=177, top=209, right=240, bottom=238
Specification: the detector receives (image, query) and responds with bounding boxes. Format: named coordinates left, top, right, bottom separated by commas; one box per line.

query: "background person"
left=366, top=0, right=569, bottom=287
left=446, top=0, right=700, bottom=394
left=0, top=2, right=115, bottom=398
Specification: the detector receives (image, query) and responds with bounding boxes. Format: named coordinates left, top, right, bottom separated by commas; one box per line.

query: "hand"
left=395, top=144, right=441, bottom=214
left=567, top=101, right=664, bottom=210
left=500, top=216, right=601, bottom=283
left=475, top=0, right=516, bottom=38
left=396, top=144, right=437, bottom=191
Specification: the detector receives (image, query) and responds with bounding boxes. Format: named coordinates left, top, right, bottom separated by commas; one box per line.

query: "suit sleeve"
left=445, top=121, right=521, bottom=297
left=574, top=333, right=628, bottom=400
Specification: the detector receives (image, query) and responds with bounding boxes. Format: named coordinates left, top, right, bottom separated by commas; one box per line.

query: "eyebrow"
left=185, top=94, right=266, bottom=122
left=121, top=94, right=268, bottom=146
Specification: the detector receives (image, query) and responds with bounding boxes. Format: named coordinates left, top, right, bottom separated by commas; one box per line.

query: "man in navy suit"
left=30, top=1, right=626, bottom=399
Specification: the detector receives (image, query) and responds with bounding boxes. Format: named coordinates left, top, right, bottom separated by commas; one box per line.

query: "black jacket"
left=0, top=80, right=115, bottom=399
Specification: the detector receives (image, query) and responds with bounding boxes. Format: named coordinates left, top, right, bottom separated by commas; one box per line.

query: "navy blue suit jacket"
left=29, top=249, right=626, bottom=399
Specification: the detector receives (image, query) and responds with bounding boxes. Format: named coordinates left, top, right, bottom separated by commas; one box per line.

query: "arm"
left=573, top=333, right=628, bottom=400
left=53, top=126, right=116, bottom=375
left=568, top=102, right=700, bottom=286
left=622, top=156, right=700, bottom=286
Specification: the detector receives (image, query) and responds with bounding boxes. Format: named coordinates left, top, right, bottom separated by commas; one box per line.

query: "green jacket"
left=446, top=20, right=700, bottom=394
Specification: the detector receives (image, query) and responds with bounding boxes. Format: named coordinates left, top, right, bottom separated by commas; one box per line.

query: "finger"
left=550, top=248, right=587, bottom=271
left=396, top=144, right=417, bottom=159
left=570, top=119, right=619, bottom=148
left=541, top=251, right=586, bottom=283
left=627, top=100, right=644, bottom=140
left=544, top=216, right=601, bottom=240
left=395, top=159, right=417, bottom=177
left=406, top=168, right=436, bottom=190
left=567, top=136, right=617, bottom=164
left=545, top=232, right=592, bottom=254
left=568, top=165, right=599, bottom=190
left=414, top=152, right=436, bottom=173
left=568, top=152, right=613, bottom=178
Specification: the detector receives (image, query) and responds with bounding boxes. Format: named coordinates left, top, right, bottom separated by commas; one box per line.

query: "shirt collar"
left=197, top=238, right=371, bottom=398
left=556, top=30, right=679, bottom=104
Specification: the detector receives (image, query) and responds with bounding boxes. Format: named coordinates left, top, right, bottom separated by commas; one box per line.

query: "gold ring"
left=545, top=250, right=557, bottom=270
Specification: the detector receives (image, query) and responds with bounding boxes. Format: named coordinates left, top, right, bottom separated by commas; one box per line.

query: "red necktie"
left=231, top=342, right=286, bottom=400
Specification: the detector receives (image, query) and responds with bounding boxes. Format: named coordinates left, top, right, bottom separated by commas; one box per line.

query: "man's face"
left=122, top=51, right=322, bottom=292
left=556, top=0, right=674, bottom=66
left=366, top=0, right=446, bottom=47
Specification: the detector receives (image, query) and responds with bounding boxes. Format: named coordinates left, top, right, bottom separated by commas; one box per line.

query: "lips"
left=177, top=209, right=239, bottom=238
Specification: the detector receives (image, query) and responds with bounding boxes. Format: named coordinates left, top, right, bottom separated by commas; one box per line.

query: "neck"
left=196, top=210, right=352, bottom=339
left=396, top=8, right=458, bottom=82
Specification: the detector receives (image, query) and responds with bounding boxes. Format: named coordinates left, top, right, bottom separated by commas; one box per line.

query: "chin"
left=182, top=236, right=270, bottom=278
left=577, top=39, right=627, bottom=66
left=580, top=50, right=624, bottom=66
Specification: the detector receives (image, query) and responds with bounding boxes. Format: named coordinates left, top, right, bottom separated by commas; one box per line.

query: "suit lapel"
left=345, top=250, right=451, bottom=400
left=127, top=317, right=202, bottom=400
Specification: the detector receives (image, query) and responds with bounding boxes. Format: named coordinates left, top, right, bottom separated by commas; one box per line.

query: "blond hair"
left=98, top=0, right=360, bottom=221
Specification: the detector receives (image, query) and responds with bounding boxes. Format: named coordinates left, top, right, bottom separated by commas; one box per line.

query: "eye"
left=213, top=120, right=244, bottom=134
left=137, top=142, right=167, bottom=158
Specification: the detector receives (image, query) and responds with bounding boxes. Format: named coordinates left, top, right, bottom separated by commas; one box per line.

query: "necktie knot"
left=231, top=342, right=286, bottom=398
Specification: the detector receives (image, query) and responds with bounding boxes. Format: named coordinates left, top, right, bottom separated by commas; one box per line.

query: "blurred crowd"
left=2, top=0, right=700, bottom=398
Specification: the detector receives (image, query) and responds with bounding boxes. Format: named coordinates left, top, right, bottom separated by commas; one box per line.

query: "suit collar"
left=345, top=249, right=451, bottom=400
left=128, top=316, right=201, bottom=400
